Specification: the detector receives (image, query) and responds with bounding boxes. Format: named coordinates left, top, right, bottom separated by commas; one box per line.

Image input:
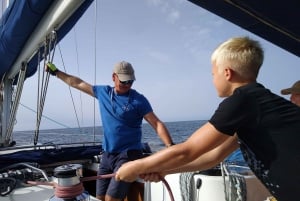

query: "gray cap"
left=113, top=61, right=136, bottom=81
left=281, top=80, right=300, bottom=95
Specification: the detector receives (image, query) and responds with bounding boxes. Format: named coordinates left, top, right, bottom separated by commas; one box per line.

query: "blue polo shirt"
left=93, top=85, right=152, bottom=153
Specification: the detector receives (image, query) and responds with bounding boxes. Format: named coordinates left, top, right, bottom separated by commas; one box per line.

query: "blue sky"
left=15, top=0, right=299, bottom=131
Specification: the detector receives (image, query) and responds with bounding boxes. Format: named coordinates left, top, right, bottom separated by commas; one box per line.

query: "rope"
left=160, top=176, right=175, bottom=201
left=34, top=31, right=57, bottom=145
left=27, top=173, right=175, bottom=201
left=179, top=172, right=196, bottom=201
left=4, top=63, right=27, bottom=144
left=221, top=162, right=247, bottom=201
left=228, top=173, right=246, bottom=201
left=55, top=183, right=84, bottom=198
left=221, top=162, right=230, bottom=201
left=0, top=177, right=17, bottom=196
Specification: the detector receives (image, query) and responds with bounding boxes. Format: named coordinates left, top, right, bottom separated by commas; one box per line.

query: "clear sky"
left=15, top=0, right=299, bottom=131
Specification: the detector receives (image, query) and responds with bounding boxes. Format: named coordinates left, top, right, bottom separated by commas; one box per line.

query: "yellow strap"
left=47, top=62, right=57, bottom=71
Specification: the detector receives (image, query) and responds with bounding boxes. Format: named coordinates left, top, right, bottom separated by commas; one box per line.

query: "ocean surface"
left=12, top=120, right=244, bottom=163
left=13, top=120, right=204, bottom=151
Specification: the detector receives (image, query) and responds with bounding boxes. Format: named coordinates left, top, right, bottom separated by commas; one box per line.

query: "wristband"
left=166, top=142, right=175, bottom=147
left=47, top=62, right=59, bottom=76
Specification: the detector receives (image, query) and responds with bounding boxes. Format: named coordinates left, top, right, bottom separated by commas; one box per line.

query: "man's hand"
left=46, top=62, right=59, bottom=76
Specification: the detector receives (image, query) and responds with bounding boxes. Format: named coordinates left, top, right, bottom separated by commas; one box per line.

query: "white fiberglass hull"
left=2, top=172, right=271, bottom=201
left=1, top=146, right=271, bottom=201
left=146, top=171, right=271, bottom=201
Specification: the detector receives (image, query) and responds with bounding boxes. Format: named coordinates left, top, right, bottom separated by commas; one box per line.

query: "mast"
left=0, top=0, right=9, bottom=16
left=0, top=0, right=12, bottom=147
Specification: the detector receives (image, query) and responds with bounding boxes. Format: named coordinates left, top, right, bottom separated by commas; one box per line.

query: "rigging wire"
left=19, top=103, right=70, bottom=128
left=32, top=3, right=100, bottom=138
left=4, top=63, right=27, bottom=144
left=73, top=26, right=84, bottom=126
left=225, top=0, right=300, bottom=42
left=53, top=1, right=99, bottom=136
left=92, top=0, right=98, bottom=141
left=57, top=44, right=81, bottom=130
left=34, top=31, right=57, bottom=145
left=30, top=2, right=100, bottom=145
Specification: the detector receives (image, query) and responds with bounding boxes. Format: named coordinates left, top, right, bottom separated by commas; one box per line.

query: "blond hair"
left=211, top=36, right=264, bottom=81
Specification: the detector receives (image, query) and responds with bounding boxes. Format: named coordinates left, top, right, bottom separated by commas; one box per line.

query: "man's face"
left=113, top=73, right=133, bottom=94
left=290, top=93, right=300, bottom=107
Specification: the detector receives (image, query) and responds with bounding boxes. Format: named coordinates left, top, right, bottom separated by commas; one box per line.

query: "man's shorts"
left=96, top=150, right=143, bottom=199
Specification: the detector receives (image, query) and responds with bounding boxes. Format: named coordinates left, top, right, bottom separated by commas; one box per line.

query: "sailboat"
left=0, top=0, right=299, bottom=201
left=0, top=1, right=102, bottom=200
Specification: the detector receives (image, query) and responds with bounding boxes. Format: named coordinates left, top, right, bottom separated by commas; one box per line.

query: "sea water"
left=12, top=120, right=204, bottom=150
left=12, top=120, right=245, bottom=164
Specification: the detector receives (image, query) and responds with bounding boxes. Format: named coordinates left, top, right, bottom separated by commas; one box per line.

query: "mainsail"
left=0, top=0, right=94, bottom=80
left=0, top=0, right=94, bottom=146
left=188, top=0, right=300, bottom=58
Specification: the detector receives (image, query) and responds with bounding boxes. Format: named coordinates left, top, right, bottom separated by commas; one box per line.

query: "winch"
left=49, top=164, right=90, bottom=201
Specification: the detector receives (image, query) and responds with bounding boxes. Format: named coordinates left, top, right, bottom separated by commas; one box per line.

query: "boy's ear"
left=224, top=68, right=233, bottom=80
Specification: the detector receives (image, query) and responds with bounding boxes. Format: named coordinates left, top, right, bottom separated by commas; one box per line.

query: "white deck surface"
left=2, top=185, right=98, bottom=201
left=148, top=173, right=271, bottom=201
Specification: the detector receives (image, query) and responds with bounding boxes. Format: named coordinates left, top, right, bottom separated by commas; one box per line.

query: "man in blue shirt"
left=46, top=61, right=174, bottom=201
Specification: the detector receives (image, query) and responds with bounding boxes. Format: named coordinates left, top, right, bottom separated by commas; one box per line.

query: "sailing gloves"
left=46, top=62, right=59, bottom=76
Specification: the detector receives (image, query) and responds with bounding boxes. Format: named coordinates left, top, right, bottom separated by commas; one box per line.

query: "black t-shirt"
left=209, top=83, right=300, bottom=201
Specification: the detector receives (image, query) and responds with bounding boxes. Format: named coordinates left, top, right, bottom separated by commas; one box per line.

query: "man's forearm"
left=56, top=71, right=83, bottom=88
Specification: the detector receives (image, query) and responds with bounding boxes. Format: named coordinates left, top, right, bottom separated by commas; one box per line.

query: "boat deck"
left=2, top=185, right=99, bottom=201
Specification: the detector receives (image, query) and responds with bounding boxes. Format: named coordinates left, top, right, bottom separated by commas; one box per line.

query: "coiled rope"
left=221, top=162, right=247, bottom=201
left=54, top=183, right=84, bottom=198
left=28, top=173, right=175, bottom=201
left=179, top=172, right=196, bottom=201
left=0, top=177, right=17, bottom=196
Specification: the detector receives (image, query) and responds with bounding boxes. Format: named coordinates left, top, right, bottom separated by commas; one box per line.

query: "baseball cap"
left=113, top=61, right=136, bottom=81
left=281, top=80, right=300, bottom=95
